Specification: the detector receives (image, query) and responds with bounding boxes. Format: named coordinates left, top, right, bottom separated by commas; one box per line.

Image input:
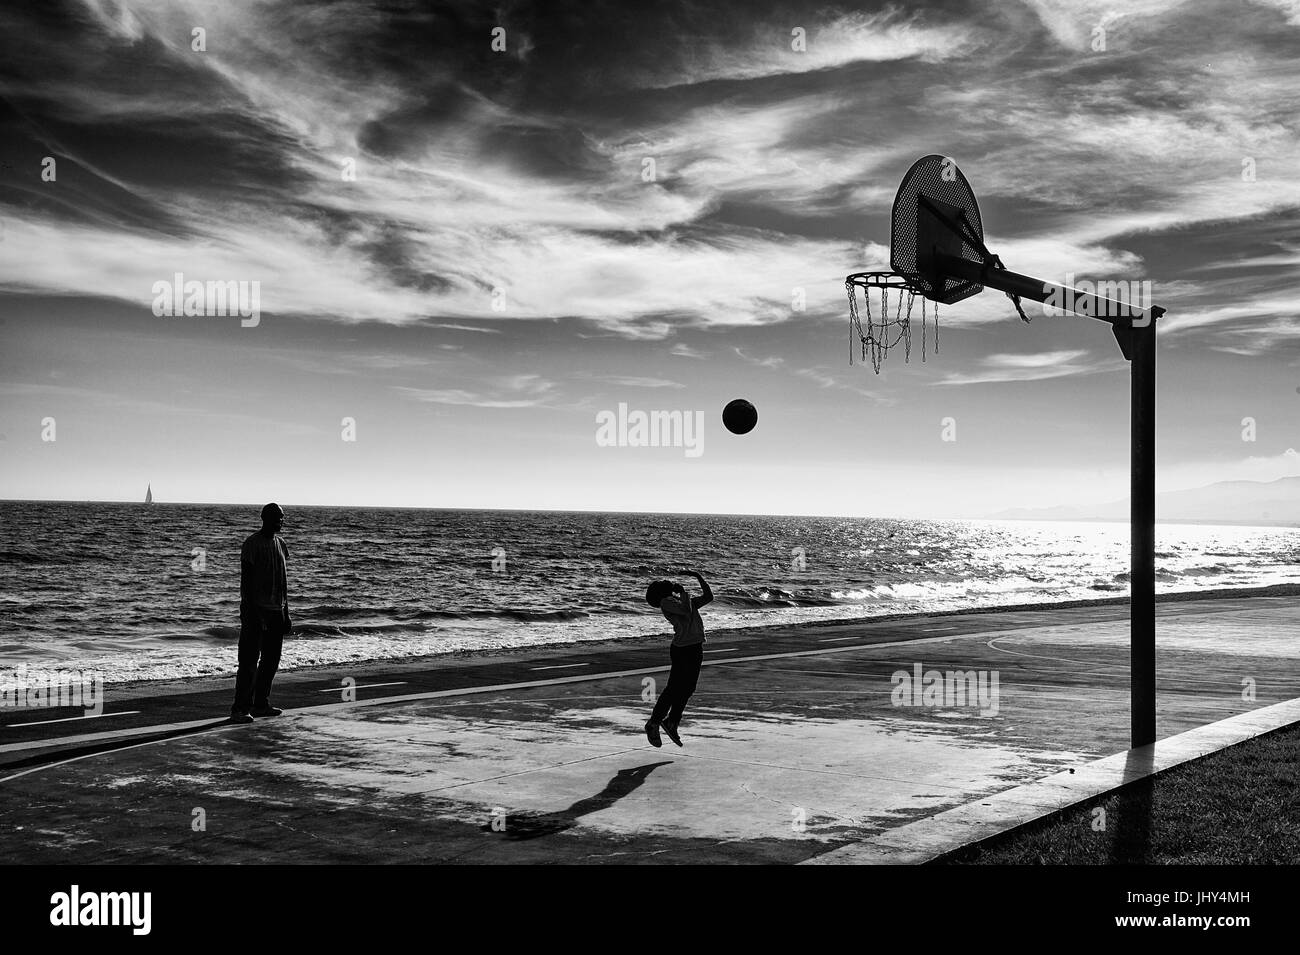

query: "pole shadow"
left=1109, top=747, right=1156, bottom=863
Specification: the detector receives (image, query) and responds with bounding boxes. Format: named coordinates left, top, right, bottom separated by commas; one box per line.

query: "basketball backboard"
left=890, top=154, right=986, bottom=305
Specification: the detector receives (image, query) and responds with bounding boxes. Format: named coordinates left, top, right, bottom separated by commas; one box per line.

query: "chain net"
left=846, top=273, right=938, bottom=374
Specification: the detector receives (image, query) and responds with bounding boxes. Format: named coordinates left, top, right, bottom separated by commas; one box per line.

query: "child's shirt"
left=658, top=593, right=706, bottom=647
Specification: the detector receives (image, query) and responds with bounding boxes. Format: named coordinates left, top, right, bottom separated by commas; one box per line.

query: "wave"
left=198, top=625, right=240, bottom=639
left=716, top=587, right=845, bottom=609
left=1179, top=564, right=1232, bottom=577
left=0, top=548, right=100, bottom=566
left=414, top=608, right=592, bottom=623
left=293, top=622, right=428, bottom=637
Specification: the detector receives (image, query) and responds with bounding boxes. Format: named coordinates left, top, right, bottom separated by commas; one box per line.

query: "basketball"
left=722, top=398, right=758, bottom=435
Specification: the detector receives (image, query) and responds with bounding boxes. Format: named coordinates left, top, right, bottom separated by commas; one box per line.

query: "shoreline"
left=96, top=582, right=1300, bottom=699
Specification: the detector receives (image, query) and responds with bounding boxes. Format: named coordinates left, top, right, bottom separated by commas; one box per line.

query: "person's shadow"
left=483, top=761, right=674, bottom=841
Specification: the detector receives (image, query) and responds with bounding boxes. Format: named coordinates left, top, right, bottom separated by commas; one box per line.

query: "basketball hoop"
left=841, top=153, right=1169, bottom=750
left=844, top=270, right=936, bottom=374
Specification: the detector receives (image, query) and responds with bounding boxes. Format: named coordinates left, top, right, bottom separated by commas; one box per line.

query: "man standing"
left=230, top=503, right=292, bottom=723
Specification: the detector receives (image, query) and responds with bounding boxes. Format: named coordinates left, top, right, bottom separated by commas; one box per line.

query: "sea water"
left=0, top=501, right=1296, bottom=684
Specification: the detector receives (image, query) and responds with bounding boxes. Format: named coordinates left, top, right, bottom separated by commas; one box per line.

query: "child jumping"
left=643, top=569, right=713, bottom=747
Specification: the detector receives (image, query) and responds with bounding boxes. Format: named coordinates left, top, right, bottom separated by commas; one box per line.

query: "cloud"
left=1159, top=298, right=1300, bottom=335
left=733, top=347, right=784, bottom=369
left=1251, top=0, right=1300, bottom=25
left=1018, top=0, right=1194, bottom=50
left=935, top=349, right=1122, bottom=385
left=424, top=323, right=502, bottom=334
left=583, top=375, right=685, bottom=389
left=730, top=348, right=885, bottom=400
left=1, top=0, right=1298, bottom=360
left=393, top=374, right=559, bottom=408
left=792, top=366, right=885, bottom=401
left=0, top=381, right=321, bottom=433
left=640, top=10, right=977, bottom=88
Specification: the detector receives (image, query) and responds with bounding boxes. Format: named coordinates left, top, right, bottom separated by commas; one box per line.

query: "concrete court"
left=2, top=594, right=1296, bottom=864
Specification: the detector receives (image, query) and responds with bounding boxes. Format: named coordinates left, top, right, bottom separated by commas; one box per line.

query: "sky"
left=1, top=0, right=1298, bottom=518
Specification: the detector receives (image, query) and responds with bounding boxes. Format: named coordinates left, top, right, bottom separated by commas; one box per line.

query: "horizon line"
left=0, top=498, right=1296, bottom=530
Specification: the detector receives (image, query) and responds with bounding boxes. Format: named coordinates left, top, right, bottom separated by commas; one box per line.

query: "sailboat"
left=145, top=484, right=154, bottom=505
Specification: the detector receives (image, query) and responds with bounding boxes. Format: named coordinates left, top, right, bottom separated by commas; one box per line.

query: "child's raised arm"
left=687, top=570, right=713, bottom=609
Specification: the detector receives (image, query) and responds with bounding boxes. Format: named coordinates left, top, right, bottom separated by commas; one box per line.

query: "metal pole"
left=1130, top=312, right=1158, bottom=747
left=932, top=251, right=1165, bottom=748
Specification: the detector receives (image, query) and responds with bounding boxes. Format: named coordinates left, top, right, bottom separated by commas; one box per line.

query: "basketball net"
left=845, top=273, right=937, bottom=374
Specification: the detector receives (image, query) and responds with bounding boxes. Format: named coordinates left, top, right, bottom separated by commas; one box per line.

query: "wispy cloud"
left=393, top=374, right=559, bottom=408
left=935, top=349, right=1120, bottom=385
left=579, top=375, right=685, bottom=389
left=2, top=0, right=1298, bottom=354
left=639, top=10, right=977, bottom=88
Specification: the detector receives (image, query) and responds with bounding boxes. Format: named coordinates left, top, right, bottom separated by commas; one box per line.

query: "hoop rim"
left=844, top=270, right=926, bottom=292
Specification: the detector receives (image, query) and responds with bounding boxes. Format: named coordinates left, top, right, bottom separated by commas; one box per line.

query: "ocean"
left=1, top=501, right=1297, bottom=685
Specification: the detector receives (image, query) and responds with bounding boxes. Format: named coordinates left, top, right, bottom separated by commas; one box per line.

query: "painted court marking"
left=316, top=682, right=408, bottom=693
left=7, top=711, right=140, bottom=728
left=703, top=648, right=738, bottom=653
left=0, top=629, right=982, bottom=783
left=529, top=663, right=590, bottom=671
left=986, top=636, right=1128, bottom=671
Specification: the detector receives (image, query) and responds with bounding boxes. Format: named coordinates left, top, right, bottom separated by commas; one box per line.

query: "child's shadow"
left=484, top=761, right=674, bottom=841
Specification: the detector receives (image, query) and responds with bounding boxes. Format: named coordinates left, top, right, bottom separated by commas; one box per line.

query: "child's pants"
left=651, top=643, right=704, bottom=723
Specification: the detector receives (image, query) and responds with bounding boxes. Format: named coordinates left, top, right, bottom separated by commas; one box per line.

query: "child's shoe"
left=660, top=718, right=683, bottom=747
left=644, top=719, right=662, bottom=747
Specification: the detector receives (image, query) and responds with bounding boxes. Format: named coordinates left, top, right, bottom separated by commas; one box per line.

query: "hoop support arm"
left=934, top=252, right=1164, bottom=358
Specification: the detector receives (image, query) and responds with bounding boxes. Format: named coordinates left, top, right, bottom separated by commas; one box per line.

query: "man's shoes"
left=644, top=719, right=662, bottom=747
left=660, top=718, right=683, bottom=747
left=229, top=711, right=254, bottom=724
left=251, top=705, right=283, bottom=717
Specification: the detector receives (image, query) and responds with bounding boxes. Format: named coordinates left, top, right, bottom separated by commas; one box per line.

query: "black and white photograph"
left=1, top=0, right=1296, bottom=930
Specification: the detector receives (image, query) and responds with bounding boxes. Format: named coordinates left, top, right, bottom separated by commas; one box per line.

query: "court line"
left=7, top=711, right=140, bottom=728
left=530, top=663, right=590, bottom=671
left=316, top=682, right=408, bottom=693
left=986, top=637, right=1130, bottom=670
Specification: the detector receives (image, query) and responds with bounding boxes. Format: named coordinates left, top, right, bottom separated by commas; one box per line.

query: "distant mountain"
left=990, top=476, right=1300, bottom=526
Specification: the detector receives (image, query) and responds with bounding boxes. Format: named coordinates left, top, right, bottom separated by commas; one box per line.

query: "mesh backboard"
left=890, top=155, right=985, bottom=304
